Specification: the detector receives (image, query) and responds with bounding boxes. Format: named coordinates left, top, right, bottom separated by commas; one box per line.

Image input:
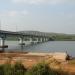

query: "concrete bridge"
left=0, top=30, right=50, bottom=51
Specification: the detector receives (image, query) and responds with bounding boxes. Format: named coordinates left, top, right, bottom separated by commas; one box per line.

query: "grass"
left=0, top=62, right=73, bottom=75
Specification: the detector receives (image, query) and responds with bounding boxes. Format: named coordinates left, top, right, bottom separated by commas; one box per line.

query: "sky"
left=0, top=0, right=75, bottom=34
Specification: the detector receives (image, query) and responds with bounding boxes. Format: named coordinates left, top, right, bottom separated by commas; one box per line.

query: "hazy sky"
left=0, top=0, right=75, bottom=34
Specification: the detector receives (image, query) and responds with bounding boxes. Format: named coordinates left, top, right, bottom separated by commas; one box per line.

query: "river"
left=0, top=41, right=75, bottom=57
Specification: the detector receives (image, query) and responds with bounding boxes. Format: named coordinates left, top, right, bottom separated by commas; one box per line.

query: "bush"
left=0, top=65, right=4, bottom=75
left=0, top=62, right=72, bottom=75
left=0, top=62, right=27, bottom=75
left=12, top=62, right=27, bottom=75
left=26, top=62, right=59, bottom=75
left=3, top=64, right=12, bottom=75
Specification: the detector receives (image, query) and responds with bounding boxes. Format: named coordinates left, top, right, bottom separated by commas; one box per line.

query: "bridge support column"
left=39, top=38, right=43, bottom=43
left=37, top=37, right=48, bottom=43
left=29, top=37, right=34, bottom=45
left=42, top=38, right=44, bottom=42
left=44, top=38, right=46, bottom=42
left=29, top=38, right=32, bottom=42
left=44, top=38, right=47, bottom=42
left=0, top=37, right=8, bottom=52
left=33, top=38, right=39, bottom=44
left=41, top=38, right=47, bottom=42
left=46, top=38, right=49, bottom=42
left=36, top=38, right=39, bottom=43
left=29, top=37, right=39, bottom=45
left=19, top=37, right=25, bottom=45
left=0, top=38, right=5, bottom=46
left=45, top=38, right=47, bottom=42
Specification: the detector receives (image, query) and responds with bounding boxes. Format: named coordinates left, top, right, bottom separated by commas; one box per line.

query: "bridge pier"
left=44, top=38, right=46, bottom=42
left=30, top=37, right=37, bottom=45
left=28, top=37, right=39, bottom=45
left=37, top=37, right=45, bottom=43
left=41, top=38, right=45, bottom=42
left=46, top=38, right=49, bottom=42
left=29, top=37, right=33, bottom=44
left=44, top=38, right=48, bottom=42
left=32, top=37, right=38, bottom=44
left=37, top=38, right=42, bottom=43
left=41, top=37, right=49, bottom=42
left=0, top=37, right=8, bottom=52
left=19, top=37, right=25, bottom=45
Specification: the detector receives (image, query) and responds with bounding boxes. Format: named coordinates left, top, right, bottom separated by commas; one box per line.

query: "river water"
left=0, top=41, right=75, bottom=57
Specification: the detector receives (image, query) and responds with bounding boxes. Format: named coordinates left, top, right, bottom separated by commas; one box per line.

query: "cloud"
left=0, top=10, right=29, bottom=17
left=12, top=0, right=74, bottom=5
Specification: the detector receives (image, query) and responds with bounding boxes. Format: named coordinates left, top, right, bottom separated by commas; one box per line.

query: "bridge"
left=0, top=30, right=50, bottom=51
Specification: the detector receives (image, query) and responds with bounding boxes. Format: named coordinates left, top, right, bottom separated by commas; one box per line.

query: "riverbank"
left=0, top=52, right=75, bottom=73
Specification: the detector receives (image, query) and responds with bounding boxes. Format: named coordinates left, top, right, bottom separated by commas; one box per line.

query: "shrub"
left=3, top=64, right=12, bottom=75
left=26, top=62, right=59, bottom=75
left=0, top=62, right=72, bottom=75
left=12, top=62, right=27, bottom=75
left=0, top=65, right=4, bottom=75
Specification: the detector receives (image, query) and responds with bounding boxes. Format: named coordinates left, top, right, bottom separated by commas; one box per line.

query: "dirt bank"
left=0, top=52, right=75, bottom=73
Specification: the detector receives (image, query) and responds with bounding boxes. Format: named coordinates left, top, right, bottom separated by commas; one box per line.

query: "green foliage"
left=0, top=63, right=27, bottom=75
left=0, top=62, right=74, bottom=75
left=3, top=64, right=12, bottom=75
left=0, top=65, right=4, bottom=75
left=26, top=62, right=59, bottom=75
left=12, top=62, right=27, bottom=75
left=51, top=34, right=75, bottom=41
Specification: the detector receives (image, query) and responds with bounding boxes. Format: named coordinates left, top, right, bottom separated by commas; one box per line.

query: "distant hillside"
left=49, top=33, right=75, bottom=41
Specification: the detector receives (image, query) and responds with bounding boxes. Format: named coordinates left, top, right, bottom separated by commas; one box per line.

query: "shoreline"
left=0, top=51, right=69, bottom=62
